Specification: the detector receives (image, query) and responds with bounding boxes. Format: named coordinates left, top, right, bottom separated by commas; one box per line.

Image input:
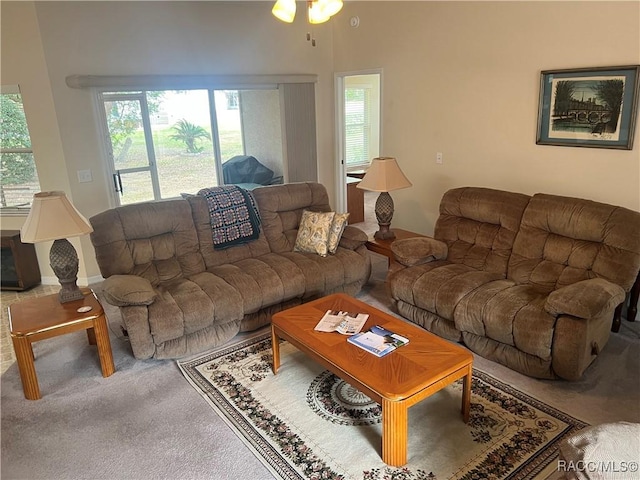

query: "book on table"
left=314, top=310, right=369, bottom=335
left=347, top=325, right=410, bottom=357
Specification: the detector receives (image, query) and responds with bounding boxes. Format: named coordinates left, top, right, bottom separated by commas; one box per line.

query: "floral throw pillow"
left=294, top=210, right=336, bottom=257
left=327, top=213, right=350, bottom=254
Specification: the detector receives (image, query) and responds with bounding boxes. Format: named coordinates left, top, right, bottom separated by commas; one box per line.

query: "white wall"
left=333, top=1, right=640, bottom=233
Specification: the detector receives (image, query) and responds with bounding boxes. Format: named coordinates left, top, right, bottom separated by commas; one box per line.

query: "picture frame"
left=536, top=65, right=640, bottom=150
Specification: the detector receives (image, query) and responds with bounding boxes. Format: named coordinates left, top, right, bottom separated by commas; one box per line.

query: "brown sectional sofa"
left=89, top=182, right=371, bottom=359
left=390, top=187, right=640, bottom=380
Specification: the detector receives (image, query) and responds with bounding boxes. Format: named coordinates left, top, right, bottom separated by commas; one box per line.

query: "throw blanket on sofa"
left=197, top=185, right=262, bottom=250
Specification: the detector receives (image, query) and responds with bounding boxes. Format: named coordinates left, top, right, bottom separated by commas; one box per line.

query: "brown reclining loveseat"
left=390, top=187, right=640, bottom=380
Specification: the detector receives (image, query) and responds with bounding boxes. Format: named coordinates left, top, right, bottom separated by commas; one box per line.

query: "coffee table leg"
left=271, top=325, right=280, bottom=374
left=11, top=336, right=41, bottom=400
left=462, top=365, right=472, bottom=423
left=93, top=315, right=115, bottom=377
left=382, top=398, right=408, bottom=467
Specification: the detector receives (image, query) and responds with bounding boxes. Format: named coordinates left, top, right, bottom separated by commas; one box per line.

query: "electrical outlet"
left=77, top=169, right=93, bottom=183
left=436, top=152, right=443, bottom=164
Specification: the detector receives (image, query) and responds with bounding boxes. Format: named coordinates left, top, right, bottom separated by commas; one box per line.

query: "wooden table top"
left=8, top=288, right=103, bottom=336
left=271, top=293, right=472, bottom=401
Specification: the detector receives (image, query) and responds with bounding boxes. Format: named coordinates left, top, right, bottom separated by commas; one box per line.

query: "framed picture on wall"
left=536, top=65, right=640, bottom=149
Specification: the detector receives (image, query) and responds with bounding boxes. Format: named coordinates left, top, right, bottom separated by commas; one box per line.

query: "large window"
left=101, top=89, right=245, bottom=205
left=69, top=74, right=317, bottom=207
left=0, top=86, right=41, bottom=211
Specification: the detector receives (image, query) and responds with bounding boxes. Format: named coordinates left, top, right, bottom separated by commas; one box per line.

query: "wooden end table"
left=271, top=293, right=473, bottom=467
left=8, top=288, right=115, bottom=400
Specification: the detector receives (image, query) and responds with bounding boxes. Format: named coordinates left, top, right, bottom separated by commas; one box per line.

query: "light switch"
left=436, top=152, right=443, bottom=164
left=77, top=169, right=93, bottom=183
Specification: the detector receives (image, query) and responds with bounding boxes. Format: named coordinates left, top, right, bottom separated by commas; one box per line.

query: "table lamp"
left=20, top=191, right=94, bottom=303
left=357, top=157, right=412, bottom=240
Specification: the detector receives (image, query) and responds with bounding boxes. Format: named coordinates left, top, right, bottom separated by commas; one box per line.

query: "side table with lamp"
left=9, top=191, right=115, bottom=400
left=357, top=157, right=425, bottom=274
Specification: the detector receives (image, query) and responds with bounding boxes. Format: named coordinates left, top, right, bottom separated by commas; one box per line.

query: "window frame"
left=76, top=74, right=318, bottom=208
left=96, top=87, right=247, bottom=206
left=0, top=85, right=41, bottom=216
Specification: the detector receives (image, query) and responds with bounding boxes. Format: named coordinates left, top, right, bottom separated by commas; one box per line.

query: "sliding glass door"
left=100, top=89, right=242, bottom=206
left=102, top=93, right=157, bottom=204
left=91, top=79, right=318, bottom=207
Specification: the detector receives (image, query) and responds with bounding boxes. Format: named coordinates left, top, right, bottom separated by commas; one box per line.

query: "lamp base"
left=374, top=191, right=397, bottom=240
left=374, top=226, right=395, bottom=240
left=50, top=239, right=84, bottom=304
left=58, top=280, right=85, bottom=303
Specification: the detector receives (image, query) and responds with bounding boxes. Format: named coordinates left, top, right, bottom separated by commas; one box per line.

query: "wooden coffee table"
left=271, top=293, right=473, bottom=467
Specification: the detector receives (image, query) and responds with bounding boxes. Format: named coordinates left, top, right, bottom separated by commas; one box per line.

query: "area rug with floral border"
left=178, top=333, right=587, bottom=480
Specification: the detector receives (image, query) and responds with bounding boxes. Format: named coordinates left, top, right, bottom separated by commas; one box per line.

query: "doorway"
left=335, top=71, right=382, bottom=227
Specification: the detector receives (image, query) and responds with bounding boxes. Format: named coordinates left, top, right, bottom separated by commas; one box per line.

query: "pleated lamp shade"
left=356, top=157, right=412, bottom=193
left=21, top=191, right=93, bottom=243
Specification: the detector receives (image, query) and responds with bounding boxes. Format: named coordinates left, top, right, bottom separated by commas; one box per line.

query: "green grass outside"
left=113, top=127, right=243, bottom=204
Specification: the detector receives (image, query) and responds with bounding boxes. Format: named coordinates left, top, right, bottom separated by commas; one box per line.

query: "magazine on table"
left=314, top=310, right=369, bottom=335
left=347, top=325, right=410, bottom=357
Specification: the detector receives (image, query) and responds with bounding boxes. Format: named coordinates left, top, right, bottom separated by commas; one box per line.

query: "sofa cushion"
left=390, top=260, right=503, bottom=321
left=90, top=199, right=206, bottom=285
left=509, top=193, right=640, bottom=293
left=294, top=210, right=336, bottom=256
left=209, top=253, right=306, bottom=314
left=278, top=247, right=369, bottom=299
left=252, top=182, right=333, bottom=254
left=455, top=283, right=555, bottom=361
left=146, top=273, right=243, bottom=346
left=434, top=187, right=531, bottom=276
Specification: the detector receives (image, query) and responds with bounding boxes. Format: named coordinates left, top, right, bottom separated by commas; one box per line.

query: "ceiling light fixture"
left=272, top=0, right=343, bottom=25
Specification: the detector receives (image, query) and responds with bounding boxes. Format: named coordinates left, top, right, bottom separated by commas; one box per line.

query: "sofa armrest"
left=101, top=275, right=157, bottom=307
left=545, top=278, right=625, bottom=319
left=338, top=225, right=368, bottom=250
left=391, top=237, right=448, bottom=267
